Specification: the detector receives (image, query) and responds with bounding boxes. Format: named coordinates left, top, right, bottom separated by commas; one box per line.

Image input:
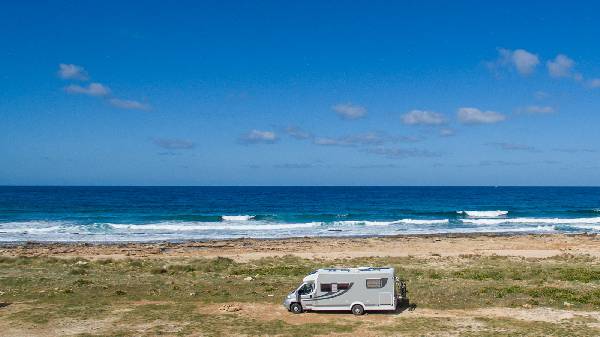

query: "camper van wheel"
left=290, top=303, right=303, bottom=314
left=351, top=304, right=365, bottom=316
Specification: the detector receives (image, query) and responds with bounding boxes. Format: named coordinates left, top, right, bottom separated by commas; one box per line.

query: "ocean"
left=0, top=186, right=599, bottom=242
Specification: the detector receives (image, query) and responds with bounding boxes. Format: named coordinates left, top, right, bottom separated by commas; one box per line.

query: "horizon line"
left=1, top=185, right=599, bottom=188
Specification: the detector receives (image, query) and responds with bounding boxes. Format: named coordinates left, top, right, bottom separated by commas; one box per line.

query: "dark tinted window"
left=298, top=283, right=313, bottom=295
left=338, top=283, right=350, bottom=290
left=321, top=283, right=350, bottom=292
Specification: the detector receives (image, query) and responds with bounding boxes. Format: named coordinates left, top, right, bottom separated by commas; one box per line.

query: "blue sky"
left=1, top=1, right=599, bottom=185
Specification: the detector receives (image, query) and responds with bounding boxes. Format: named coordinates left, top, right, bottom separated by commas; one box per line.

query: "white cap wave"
left=110, top=221, right=316, bottom=231
left=221, top=215, right=255, bottom=221
left=458, top=210, right=508, bottom=218
left=329, top=219, right=449, bottom=226
left=462, top=217, right=600, bottom=226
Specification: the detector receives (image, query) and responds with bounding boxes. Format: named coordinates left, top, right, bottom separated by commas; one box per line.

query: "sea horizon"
left=3, top=185, right=600, bottom=187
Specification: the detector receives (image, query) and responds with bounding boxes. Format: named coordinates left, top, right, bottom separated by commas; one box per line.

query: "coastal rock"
left=219, top=304, right=242, bottom=312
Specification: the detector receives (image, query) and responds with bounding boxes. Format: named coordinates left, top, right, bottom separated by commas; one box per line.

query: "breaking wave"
left=221, top=215, right=255, bottom=221
left=458, top=210, right=509, bottom=218
left=462, top=217, right=600, bottom=225
left=328, top=219, right=449, bottom=227
left=1, top=216, right=600, bottom=242
left=109, top=222, right=317, bottom=231
left=0, top=221, right=66, bottom=233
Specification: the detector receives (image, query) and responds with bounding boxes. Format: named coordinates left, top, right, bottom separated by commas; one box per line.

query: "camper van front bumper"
left=283, top=294, right=294, bottom=310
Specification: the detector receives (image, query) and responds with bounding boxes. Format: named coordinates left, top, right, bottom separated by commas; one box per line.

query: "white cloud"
left=240, top=130, right=278, bottom=144
left=152, top=138, right=195, bottom=150
left=458, top=107, right=506, bottom=124
left=401, top=110, right=446, bottom=125
left=553, top=148, right=598, bottom=154
left=64, top=83, right=111, bottom=97
left=108, top=98, right=150, bottom=111
left=313, top=132, right=415, bottom=147
left=58, top=63, right=152, bottom=111
left=285, top=126, right=312, bottom=140
left=534, top=90, right=549, bottom=100
left=332, top=103, right=367, bottom=120
left=588, top=78, right=600, bottom=88
left=363, top=147, right=441, bottom=159
left=314, top=133, right=383, bottom=147
left=493, top=48, right=540, bottom=75
left=58, top=63, right=89, bottom=80
left=521, top=105, right=555, bottom=114
left=486, top=142, right=538, bottom=152
left=508, top=49, right=540, bottom=75
left=546, top=54, right=581, bottom=79
left=439, top=128, right=455, bottom=137
left=313, top=137, right=347, bottom=146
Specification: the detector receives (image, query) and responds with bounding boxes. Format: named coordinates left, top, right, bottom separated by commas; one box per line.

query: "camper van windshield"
left=297, top=283, right=314, bottom=295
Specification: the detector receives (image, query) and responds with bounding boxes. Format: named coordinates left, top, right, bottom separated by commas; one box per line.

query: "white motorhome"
left=283, top=267, right=407, bottom=315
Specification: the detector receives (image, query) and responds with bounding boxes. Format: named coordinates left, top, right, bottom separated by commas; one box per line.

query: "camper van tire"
left=351, top=304, right=365, bottom=315
left=290, top=303, right=303, bottom=314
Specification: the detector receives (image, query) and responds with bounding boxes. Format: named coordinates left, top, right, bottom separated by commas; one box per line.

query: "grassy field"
left=1, top=252, right=600, bottom=336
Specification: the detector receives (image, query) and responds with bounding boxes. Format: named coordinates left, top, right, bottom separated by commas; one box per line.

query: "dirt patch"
left=198, top=302, right=600, bottom=326
left=403, top=307, right=600, bottom=323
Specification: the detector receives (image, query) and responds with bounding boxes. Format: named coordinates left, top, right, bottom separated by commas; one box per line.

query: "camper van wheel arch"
left=351, top=304, right=365, bottom=315
left=290, top=303, right=303, bottom=314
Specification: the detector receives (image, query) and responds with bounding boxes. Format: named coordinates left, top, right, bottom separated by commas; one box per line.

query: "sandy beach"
left=1, top=233, right=600, bottom=336
left=2, top=233, right=599, bottom=261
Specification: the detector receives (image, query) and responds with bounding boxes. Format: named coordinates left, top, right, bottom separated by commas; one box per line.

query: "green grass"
left=1, top=253, right=599, bottom=335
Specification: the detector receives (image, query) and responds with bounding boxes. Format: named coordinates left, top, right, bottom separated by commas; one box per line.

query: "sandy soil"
left=198, top=301, right=600, bottom=325
left=3, top=300, right=599, bottom=337
left=1, top=233, right=599, bottom=261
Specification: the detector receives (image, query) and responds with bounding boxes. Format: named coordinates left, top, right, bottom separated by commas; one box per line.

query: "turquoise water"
left=0, top=186, right=599, bottom=242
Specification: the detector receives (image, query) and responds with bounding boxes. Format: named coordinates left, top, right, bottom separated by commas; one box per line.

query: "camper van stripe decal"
left=304, top=283, right=354, bottom=302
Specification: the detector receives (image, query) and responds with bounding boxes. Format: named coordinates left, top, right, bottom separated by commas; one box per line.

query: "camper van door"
left=298, top=282, right=315, bottom=309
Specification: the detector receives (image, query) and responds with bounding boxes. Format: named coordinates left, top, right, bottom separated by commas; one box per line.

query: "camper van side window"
left=366, top=278, right=388, bottom=288
left=337, top=283, right=350, bottom=290
left=320, top=283, right=332, bottom=292
left=321, top=283, right=351, bottom=292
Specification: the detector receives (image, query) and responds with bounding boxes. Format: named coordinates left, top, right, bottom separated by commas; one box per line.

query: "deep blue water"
left=1, top=186, right=599, bottom=242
